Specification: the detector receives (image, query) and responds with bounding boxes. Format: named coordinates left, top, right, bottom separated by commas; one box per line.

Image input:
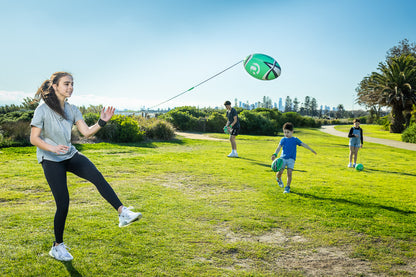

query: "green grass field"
left=334, top=124, right=403, bottom=141
left=1, top=129, right=415, bottom=276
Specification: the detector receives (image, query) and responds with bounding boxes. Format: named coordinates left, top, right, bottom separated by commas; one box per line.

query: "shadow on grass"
left=365, top=167, right=416, bottom=177
left=62, top=261, right=83, bottom=277
left=74, top=138, right=185, bottom=151
left=239, top=157, right=307, bottom=172
left=292, top=191, right=415, bottom=215
left=239, top=157, right=270, bottom=168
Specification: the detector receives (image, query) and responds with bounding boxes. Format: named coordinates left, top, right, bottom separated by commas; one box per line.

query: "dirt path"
left=320, top=125, right=416, bottom=151
left=175, top=132, right=227, bottom=141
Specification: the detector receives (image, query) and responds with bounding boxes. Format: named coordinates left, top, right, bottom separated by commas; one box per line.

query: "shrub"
left=0, top=110, right=34, bottom=123
left=95, top=115, right=144, bottom=143
left=83, top=113, right=99, bottom=126
left=206, top=112, right=227, bottom=132
left=144, top=119, right=175, bottom=140
left=377, top=115, right=391, bottom=131
left=0, top=120, right=31, bottom=147
left=160, top=110, right=199, bottom=131
left=402, top=124, right=416, bottom=143
left=280, top=112, right=320, bottom=128
left=169, top=106, right=207, bottom=118
left=239, top=110, right=276, bottom=135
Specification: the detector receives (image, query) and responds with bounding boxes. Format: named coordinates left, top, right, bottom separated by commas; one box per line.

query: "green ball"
left=355, top=164, right=364, bottom=171
left=244, top=53, right=281, bottom=80
left=271, top=158, right=283, bottom=172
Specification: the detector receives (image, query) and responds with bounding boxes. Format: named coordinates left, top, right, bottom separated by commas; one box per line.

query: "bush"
left=160, top=107, right=321, bottom=134
left=377, top=115, right=391, bottom=131
left=143, top=119, right=175, bottom=140
left=239, top=110, right=276, bottom=135
left=95, top=115, right=144, bottom=143
left=0, top=120, right=31, bottom=147
left=83, top=113, right=99, bottom=126
left=160, top=110, right=199, bottom=131
left=0, top=110, right=34, bottom=123
left=402, top=124, right=416, bottom=143
left=206, top=112, right=227, bottom=132
left=280, top=112, right=321, bottom=128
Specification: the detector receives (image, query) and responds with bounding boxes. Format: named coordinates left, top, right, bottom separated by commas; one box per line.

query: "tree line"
left=236, top=95, right=352, bottom=119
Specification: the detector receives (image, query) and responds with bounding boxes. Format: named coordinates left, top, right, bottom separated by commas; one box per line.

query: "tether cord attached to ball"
left=148, top=59, right=244, bottom=109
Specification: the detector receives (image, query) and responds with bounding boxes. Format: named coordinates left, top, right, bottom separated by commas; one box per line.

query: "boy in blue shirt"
left=271, top=122, right=317, bottom=193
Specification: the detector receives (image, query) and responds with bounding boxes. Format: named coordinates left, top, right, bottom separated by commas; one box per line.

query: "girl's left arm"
left=76, top=106, right=115, bottom=138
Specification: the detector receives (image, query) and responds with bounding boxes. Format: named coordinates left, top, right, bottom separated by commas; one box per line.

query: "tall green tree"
left=356, top=75, right=384, bottom=119
left=303, top=96, right=311, bottom=116
left=386, top=38, right=416, bottom=62
left=293, top=98, right=299, bottom=112
left=311, top=98, right=318, bottom=116
left=336, top=104, right=345, bottom=119
left=369, top=55, right=416, bottom=133
left=284, top=96, right=292, bottom=112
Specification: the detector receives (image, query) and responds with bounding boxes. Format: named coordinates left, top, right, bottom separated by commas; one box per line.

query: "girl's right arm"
left=30, top=126, right=69, bottom=154
left=347, top=127, right=355, bottom=138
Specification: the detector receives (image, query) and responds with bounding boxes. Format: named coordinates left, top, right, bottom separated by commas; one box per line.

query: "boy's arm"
left=301, top=142, right=317, bottom=155
left=272, top=145, right=282, bottom=160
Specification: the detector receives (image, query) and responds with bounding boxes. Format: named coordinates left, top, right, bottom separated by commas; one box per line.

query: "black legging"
left=41, top=152, right=123, bottom=243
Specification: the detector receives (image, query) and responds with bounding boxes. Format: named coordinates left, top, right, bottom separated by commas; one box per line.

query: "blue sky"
left=0, top=0, right=415, bottom=110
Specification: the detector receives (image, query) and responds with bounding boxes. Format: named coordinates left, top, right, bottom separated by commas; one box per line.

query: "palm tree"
left=369, top=55, right=416, bottom=133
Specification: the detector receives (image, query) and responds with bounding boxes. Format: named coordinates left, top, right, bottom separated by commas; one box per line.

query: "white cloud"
left=0, top=90, right=33, bottom=105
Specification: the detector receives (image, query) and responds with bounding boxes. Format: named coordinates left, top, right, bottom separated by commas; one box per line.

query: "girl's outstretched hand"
left=100, top=106, right=115, bottom=122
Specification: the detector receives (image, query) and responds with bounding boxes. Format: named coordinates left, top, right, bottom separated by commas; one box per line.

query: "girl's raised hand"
left=100, top=106, right=115, bottom=122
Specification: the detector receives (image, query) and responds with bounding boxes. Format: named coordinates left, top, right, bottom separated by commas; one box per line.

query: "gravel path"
left=320, top=125, right=416, bottom=151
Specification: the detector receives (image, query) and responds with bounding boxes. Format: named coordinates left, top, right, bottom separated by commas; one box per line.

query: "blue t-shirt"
left=279, top=136, right=303, bottom=160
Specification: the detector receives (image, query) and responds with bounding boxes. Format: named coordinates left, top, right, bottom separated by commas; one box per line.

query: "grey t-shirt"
left=30, top=102, right=84, bottom=163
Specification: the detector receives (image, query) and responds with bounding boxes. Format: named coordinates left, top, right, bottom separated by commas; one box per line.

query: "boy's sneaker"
left=49, top=243, right=73, bottom=261
left=277, top=178, right=284, bottom=188
left=119, top=206, right=142, bottom=227
left=348, top=163, right=353, bottom=168
left=283, top=186, right=290, bottom=194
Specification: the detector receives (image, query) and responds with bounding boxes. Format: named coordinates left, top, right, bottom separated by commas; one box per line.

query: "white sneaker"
left=119, top=206, right=142, bottom=227
left=227, top=152, right=234, bottom=157
left=49, top=243, right=73, bottom=261
left=348, top=163, right=353, bottom=168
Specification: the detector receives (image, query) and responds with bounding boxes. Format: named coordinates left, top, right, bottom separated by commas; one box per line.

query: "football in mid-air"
left=244, top=53, right=281, bottom=80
